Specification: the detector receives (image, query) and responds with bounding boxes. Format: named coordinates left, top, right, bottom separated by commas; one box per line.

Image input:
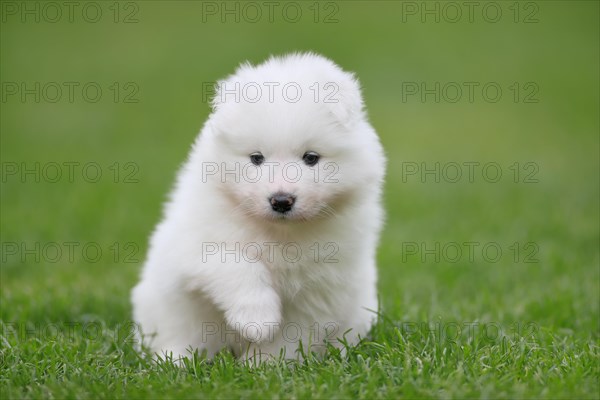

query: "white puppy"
left=131, top=53, right=386, bottom=362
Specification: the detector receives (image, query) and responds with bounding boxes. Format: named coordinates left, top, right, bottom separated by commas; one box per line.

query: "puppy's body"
left=132, top=53, right=385, bottom=361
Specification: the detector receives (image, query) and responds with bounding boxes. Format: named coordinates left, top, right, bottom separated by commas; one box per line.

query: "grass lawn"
left=1, top=1, right=598, bottom=398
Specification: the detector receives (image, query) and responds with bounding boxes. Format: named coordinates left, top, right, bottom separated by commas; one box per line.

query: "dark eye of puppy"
left=302, top=151, right=320, bottom=166
left=249, top=152, right=264, bottom=166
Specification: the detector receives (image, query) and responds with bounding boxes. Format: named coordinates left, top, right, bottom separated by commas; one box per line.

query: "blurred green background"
left=0, top=0, right=598, bottom=396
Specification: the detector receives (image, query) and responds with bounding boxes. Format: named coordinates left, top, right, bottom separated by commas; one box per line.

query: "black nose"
left=269, top=193, right=296, bottom=213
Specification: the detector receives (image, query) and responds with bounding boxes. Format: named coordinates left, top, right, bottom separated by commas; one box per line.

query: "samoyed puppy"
left=131, top=53, right=386, bottom=362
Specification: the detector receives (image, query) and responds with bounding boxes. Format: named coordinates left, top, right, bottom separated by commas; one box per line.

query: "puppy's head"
left=199, top=53, right=385, bottom=222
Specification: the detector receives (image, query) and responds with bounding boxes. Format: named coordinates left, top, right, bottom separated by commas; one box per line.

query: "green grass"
left=1, top=1, right=598, bottom=399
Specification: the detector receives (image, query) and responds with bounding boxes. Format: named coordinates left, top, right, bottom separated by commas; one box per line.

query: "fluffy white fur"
left=131, top=53, right=386, bottom=362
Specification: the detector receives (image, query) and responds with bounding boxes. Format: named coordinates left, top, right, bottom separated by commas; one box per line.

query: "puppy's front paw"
left=225, top=292, right=281, bottom=343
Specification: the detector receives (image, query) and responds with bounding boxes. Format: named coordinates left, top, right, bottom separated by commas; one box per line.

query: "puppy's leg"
left=198, top=261, right=282, bottom=344
left=132, top=280, right=225, bottom=361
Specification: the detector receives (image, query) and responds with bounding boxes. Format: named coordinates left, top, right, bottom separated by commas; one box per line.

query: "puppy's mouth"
left=267, top=209, right=301, bottom=221
left=259, top=203, right=331, bottom=223
left=237, top=193, right=333, bottom=223
left=264, top=203, right=327, bottom=223
left=267, top=205, right=303, bottom=221
left=262, top=192, right=339, bottom=222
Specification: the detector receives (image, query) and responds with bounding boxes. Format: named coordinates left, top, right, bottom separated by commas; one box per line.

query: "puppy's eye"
left=249, top=152, right=264, bottom=166
left=302, top=151, right=320, bottom=166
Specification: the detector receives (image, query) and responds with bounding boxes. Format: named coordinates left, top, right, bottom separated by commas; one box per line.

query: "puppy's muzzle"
left=269, top=192, right=296, bottom=213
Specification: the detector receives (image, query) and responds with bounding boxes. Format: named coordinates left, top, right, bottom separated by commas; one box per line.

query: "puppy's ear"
left=211, top=61, right=253, bottom=112
left=211, top=78, right=238, bottom=112
left=210, top=80, right=225, bottom=112
left=325, top=73, right=365, bottom=127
